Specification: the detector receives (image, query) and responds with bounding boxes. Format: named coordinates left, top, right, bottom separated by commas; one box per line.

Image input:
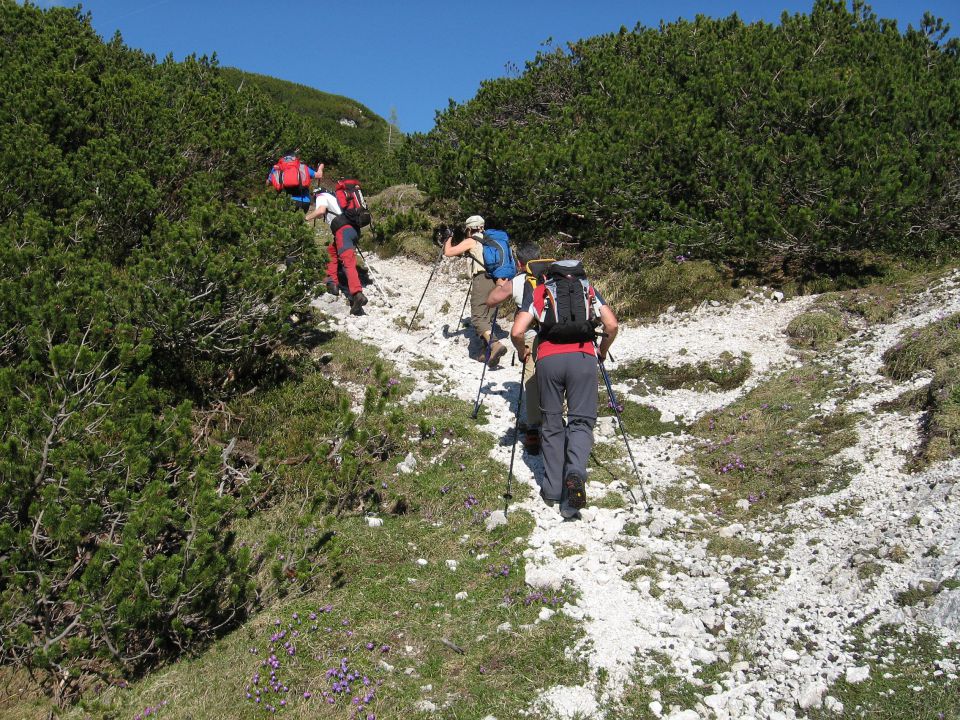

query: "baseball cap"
left=464, top=215, right=485, bottom=230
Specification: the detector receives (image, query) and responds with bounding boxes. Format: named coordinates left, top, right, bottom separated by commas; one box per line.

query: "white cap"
left=464, top=215, right=485, bottom=230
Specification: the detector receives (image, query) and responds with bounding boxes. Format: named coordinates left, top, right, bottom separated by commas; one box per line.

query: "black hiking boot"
left=325, top=280, right=340, bottom=296
left=522, top=427, right=541, bottom=456
left=564, top=472, right=587, bottom=510
left=350, top=291, right=368, bottom=315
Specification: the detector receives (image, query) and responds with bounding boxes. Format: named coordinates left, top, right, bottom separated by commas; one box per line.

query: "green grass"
left=806, top=626, right=960, bottom=720
left=680, top=362, right=860, bottom=517
left=786, top=310, right=850, bottom=351
left=589, top=254, right=746, bottom=320
left=883, top=313, right=960, bottom=466
left=811, top=263, right=960, bottom=326
left=613, top=352, right=752, bottom=394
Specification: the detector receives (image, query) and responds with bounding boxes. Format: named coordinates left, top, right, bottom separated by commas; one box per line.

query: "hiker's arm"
left=485, top=278, right=512, bottom=307
left=304, top=204, right=326, bottom=222
left=443, top=237, right=474, bottom=258
left=511, top=311, right=533, bottom=360
left=597, top=305, right=618, bottom=362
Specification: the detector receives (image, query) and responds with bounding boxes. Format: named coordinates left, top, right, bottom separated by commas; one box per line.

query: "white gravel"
left=314, top=255, right=960, bottom=719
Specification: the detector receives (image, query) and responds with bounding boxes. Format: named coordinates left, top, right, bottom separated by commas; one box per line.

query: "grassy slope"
left=220, top=67, right=391, bottom=160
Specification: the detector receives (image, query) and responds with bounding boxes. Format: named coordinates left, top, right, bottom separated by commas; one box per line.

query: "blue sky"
left=35, top=0, right=959, bottom=133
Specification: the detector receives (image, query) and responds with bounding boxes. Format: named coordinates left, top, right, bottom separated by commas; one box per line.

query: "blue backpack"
left=479, top=229, right=516, bottom=280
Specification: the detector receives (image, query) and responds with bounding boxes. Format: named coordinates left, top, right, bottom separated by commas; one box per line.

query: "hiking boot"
left=487, top=341, right=507, bottom=367
left=325, top=280, right=340, bottom=296
left=522, top=427, right=541, bottom=455
left=559, top=500, right=581, bottom=519
left=564, top=472, right=587, bottom=510
left=350, top=291, right=368, bottom=314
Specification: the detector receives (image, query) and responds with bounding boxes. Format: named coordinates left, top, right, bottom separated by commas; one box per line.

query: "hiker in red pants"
left=305, top=179, right=367, bottom=315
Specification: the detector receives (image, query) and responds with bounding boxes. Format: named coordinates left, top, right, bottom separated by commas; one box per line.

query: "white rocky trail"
left=312, top=255, right=960, bottom=720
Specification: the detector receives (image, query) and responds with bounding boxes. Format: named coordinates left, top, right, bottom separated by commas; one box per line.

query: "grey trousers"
left=536, top=351, right=598, bottom=501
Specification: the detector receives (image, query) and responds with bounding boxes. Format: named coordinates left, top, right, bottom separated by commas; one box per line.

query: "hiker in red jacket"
left=267, top=155, right=317, bottom=211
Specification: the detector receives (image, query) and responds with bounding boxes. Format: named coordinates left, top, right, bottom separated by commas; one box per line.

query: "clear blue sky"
left=36, top=0, right=959, bottom=134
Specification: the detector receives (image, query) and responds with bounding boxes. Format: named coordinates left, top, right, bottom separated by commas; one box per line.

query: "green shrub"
left=0, top=3, right=348, bottom=696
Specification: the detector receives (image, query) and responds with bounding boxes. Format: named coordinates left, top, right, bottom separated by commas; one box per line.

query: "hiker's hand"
left=516, top=345, right=529, bottom=362
left=435, top=227, right=453, bottom=246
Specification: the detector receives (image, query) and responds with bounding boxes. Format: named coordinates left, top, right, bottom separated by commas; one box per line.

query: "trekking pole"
left=598, top=356, right=651, bottom=509
left=354, top=247, right=393, bottom=308
left=457, top=274, right=474, bottom=329
left=504, top=358, right=526, bottom=513
left=408, top=246, right=445, bottom=333
left=455, top=255, right=482, bottom=329
left=470, top=307, right=500, bottom=419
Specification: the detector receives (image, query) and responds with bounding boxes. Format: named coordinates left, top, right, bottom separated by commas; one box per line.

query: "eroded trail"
left=313, top=255, right=960, bottom=720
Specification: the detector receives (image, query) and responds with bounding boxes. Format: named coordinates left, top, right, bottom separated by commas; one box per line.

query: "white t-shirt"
left=512, top=274, right=537, bottom=344
left=313, top=192, right=343, bottom=226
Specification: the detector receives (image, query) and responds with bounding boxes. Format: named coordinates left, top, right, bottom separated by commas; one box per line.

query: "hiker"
left=510, top=259, right=618, bottom=518
left=267, top=156, right=319, bottom=211
left=485, top=242, right=551, bottom=455
left=305, top=183, right=368, bottom=314
left=442, top=215, right=509, bottom=366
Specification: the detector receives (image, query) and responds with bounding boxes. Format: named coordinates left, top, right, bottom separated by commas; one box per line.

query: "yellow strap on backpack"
left=524, top=258, right=556, bottom=291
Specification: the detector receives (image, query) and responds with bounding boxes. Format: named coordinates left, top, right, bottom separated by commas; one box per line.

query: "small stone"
left=783, top=648, right=801, bottom=662
left=649, top=700, right=663, bottom=717
left=485, top=510, right=508, bottom=531
left=417, top=558, right=428, bottom=567
left=649, top=519, right=668, bottom=537
left=414, top=700, right=437, bottom=712
left=798, top=680, right=827, bottom=709
left=538, top=607, right=555, bottom=622
left=455, top=591, right=468, bottom=601
left=446, top=559, right=458, bottom=571
left=397, top=452, right=417, bottom=474
left=366, top=516, right=383, bottom=527
left=718, top=523, right=746, bottom=538
left=845, top=665, right=870, bottom=684
left=735, top=499, right=751, bottom=512
left=772, top=290, right=785, bottom=302
left=709, top=300, right=721, bottom=307
left=496, top=622, right=512, bottom=633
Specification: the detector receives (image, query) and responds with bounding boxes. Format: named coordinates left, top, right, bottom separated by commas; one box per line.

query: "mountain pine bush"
left=0, top=3, right=348, bottom=698
left=403, top=0, right=960, bottom=272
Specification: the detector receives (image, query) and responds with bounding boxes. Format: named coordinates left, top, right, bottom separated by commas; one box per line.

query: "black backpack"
left=539, top=260, right=600, bottom=343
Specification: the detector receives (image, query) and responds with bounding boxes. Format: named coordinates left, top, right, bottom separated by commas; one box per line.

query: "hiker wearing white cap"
left=442, top=214, right=509, bottom=367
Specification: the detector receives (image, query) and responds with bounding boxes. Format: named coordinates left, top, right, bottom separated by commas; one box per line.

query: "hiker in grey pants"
left=510, top=259, right=618, bottom=518
left=537, top=352, right=599, bottom=502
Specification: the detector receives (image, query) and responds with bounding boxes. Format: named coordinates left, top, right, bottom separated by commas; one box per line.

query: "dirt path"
left=313, top=256, right=960, bottom=720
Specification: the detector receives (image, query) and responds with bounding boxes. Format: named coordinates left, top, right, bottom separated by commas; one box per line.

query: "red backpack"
left=270, top=156, right=310, bottom=191
left=332, top=179, right=372, bottom=229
